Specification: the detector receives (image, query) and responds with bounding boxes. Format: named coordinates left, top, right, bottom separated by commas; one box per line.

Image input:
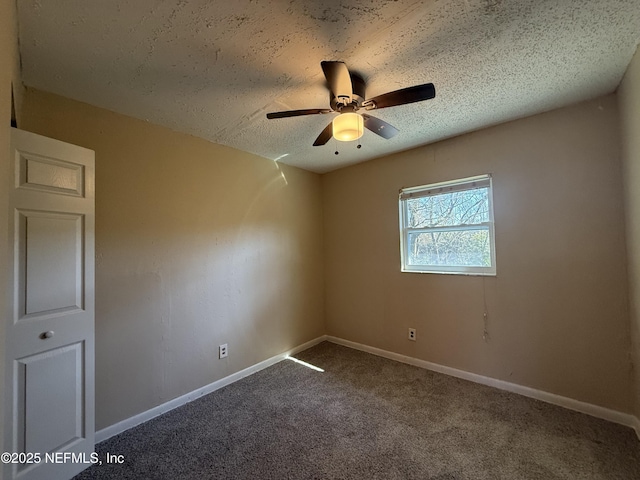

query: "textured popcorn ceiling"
left=17, top=0, right=640, bottom=173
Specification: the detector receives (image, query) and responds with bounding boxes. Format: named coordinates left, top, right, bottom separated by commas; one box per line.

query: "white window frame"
left=399, top=174, right=496, bottom=275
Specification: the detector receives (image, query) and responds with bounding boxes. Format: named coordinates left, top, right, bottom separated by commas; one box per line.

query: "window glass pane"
left=407, top=229, right=491, bottom=267
left=406, top=187, right=489, bottom=228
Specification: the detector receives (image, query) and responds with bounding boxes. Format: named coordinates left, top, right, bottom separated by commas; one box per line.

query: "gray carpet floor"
left=74, top=342, right=640, bottom=479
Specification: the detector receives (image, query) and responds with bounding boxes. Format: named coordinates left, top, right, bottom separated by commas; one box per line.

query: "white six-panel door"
left=3, top=129, right=95, bottom=480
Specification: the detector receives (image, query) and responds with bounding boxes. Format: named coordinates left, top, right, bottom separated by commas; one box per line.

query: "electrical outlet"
left=408, top=328, right=416, bottom=341
left=219, top=344, right=228, bottom=359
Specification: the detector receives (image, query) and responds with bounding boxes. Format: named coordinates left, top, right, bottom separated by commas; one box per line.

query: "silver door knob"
left=40, top=331, right=54, bottom=339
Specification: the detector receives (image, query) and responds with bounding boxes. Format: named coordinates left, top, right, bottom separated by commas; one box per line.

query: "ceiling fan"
left=266, top=61, right=436, bottom=146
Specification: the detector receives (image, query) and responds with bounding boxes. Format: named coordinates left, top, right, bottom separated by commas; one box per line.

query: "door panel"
left=18, top=342, right=84, bottom=455
left=18, top=153, right=84, bottom=197
left=19, top=210, right=84, bottom=318
left=4, top=128, right=95, bottom=480
left=16, top=210, right=83, bottom=316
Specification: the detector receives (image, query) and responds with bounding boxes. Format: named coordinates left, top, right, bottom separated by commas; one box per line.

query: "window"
left=399, top=174, right=496, bottom=275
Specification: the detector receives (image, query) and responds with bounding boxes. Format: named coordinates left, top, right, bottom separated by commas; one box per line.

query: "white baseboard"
left=326, top=336, right=639, bottom=434
left=632, top=415, right=640, bottom=441
left=97, top=334, right=639, bottom=443
left=95, top=335, right=328, bottom=443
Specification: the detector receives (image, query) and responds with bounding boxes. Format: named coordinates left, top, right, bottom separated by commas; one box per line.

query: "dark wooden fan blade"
left=362, top=113, right=399, bottom=139
left=266, top=109, right=332, bottom=119
left=363, top=83, right=435, bottom=110
left=313, top=121, right=334, bottom=146
left=321, top=61, right=352, bottom=104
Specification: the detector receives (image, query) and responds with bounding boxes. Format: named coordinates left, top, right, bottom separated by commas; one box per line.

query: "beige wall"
left=323, top=95, right=631, bottom=412
left=0, top=0, right=21, bottom=473
left=620, top=46, right=640, bottom=419
left=21, top=89, right=325, bottom=430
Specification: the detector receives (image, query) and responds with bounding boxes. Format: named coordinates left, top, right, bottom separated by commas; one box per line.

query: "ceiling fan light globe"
left=333, top=113, right=364, bottom=142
